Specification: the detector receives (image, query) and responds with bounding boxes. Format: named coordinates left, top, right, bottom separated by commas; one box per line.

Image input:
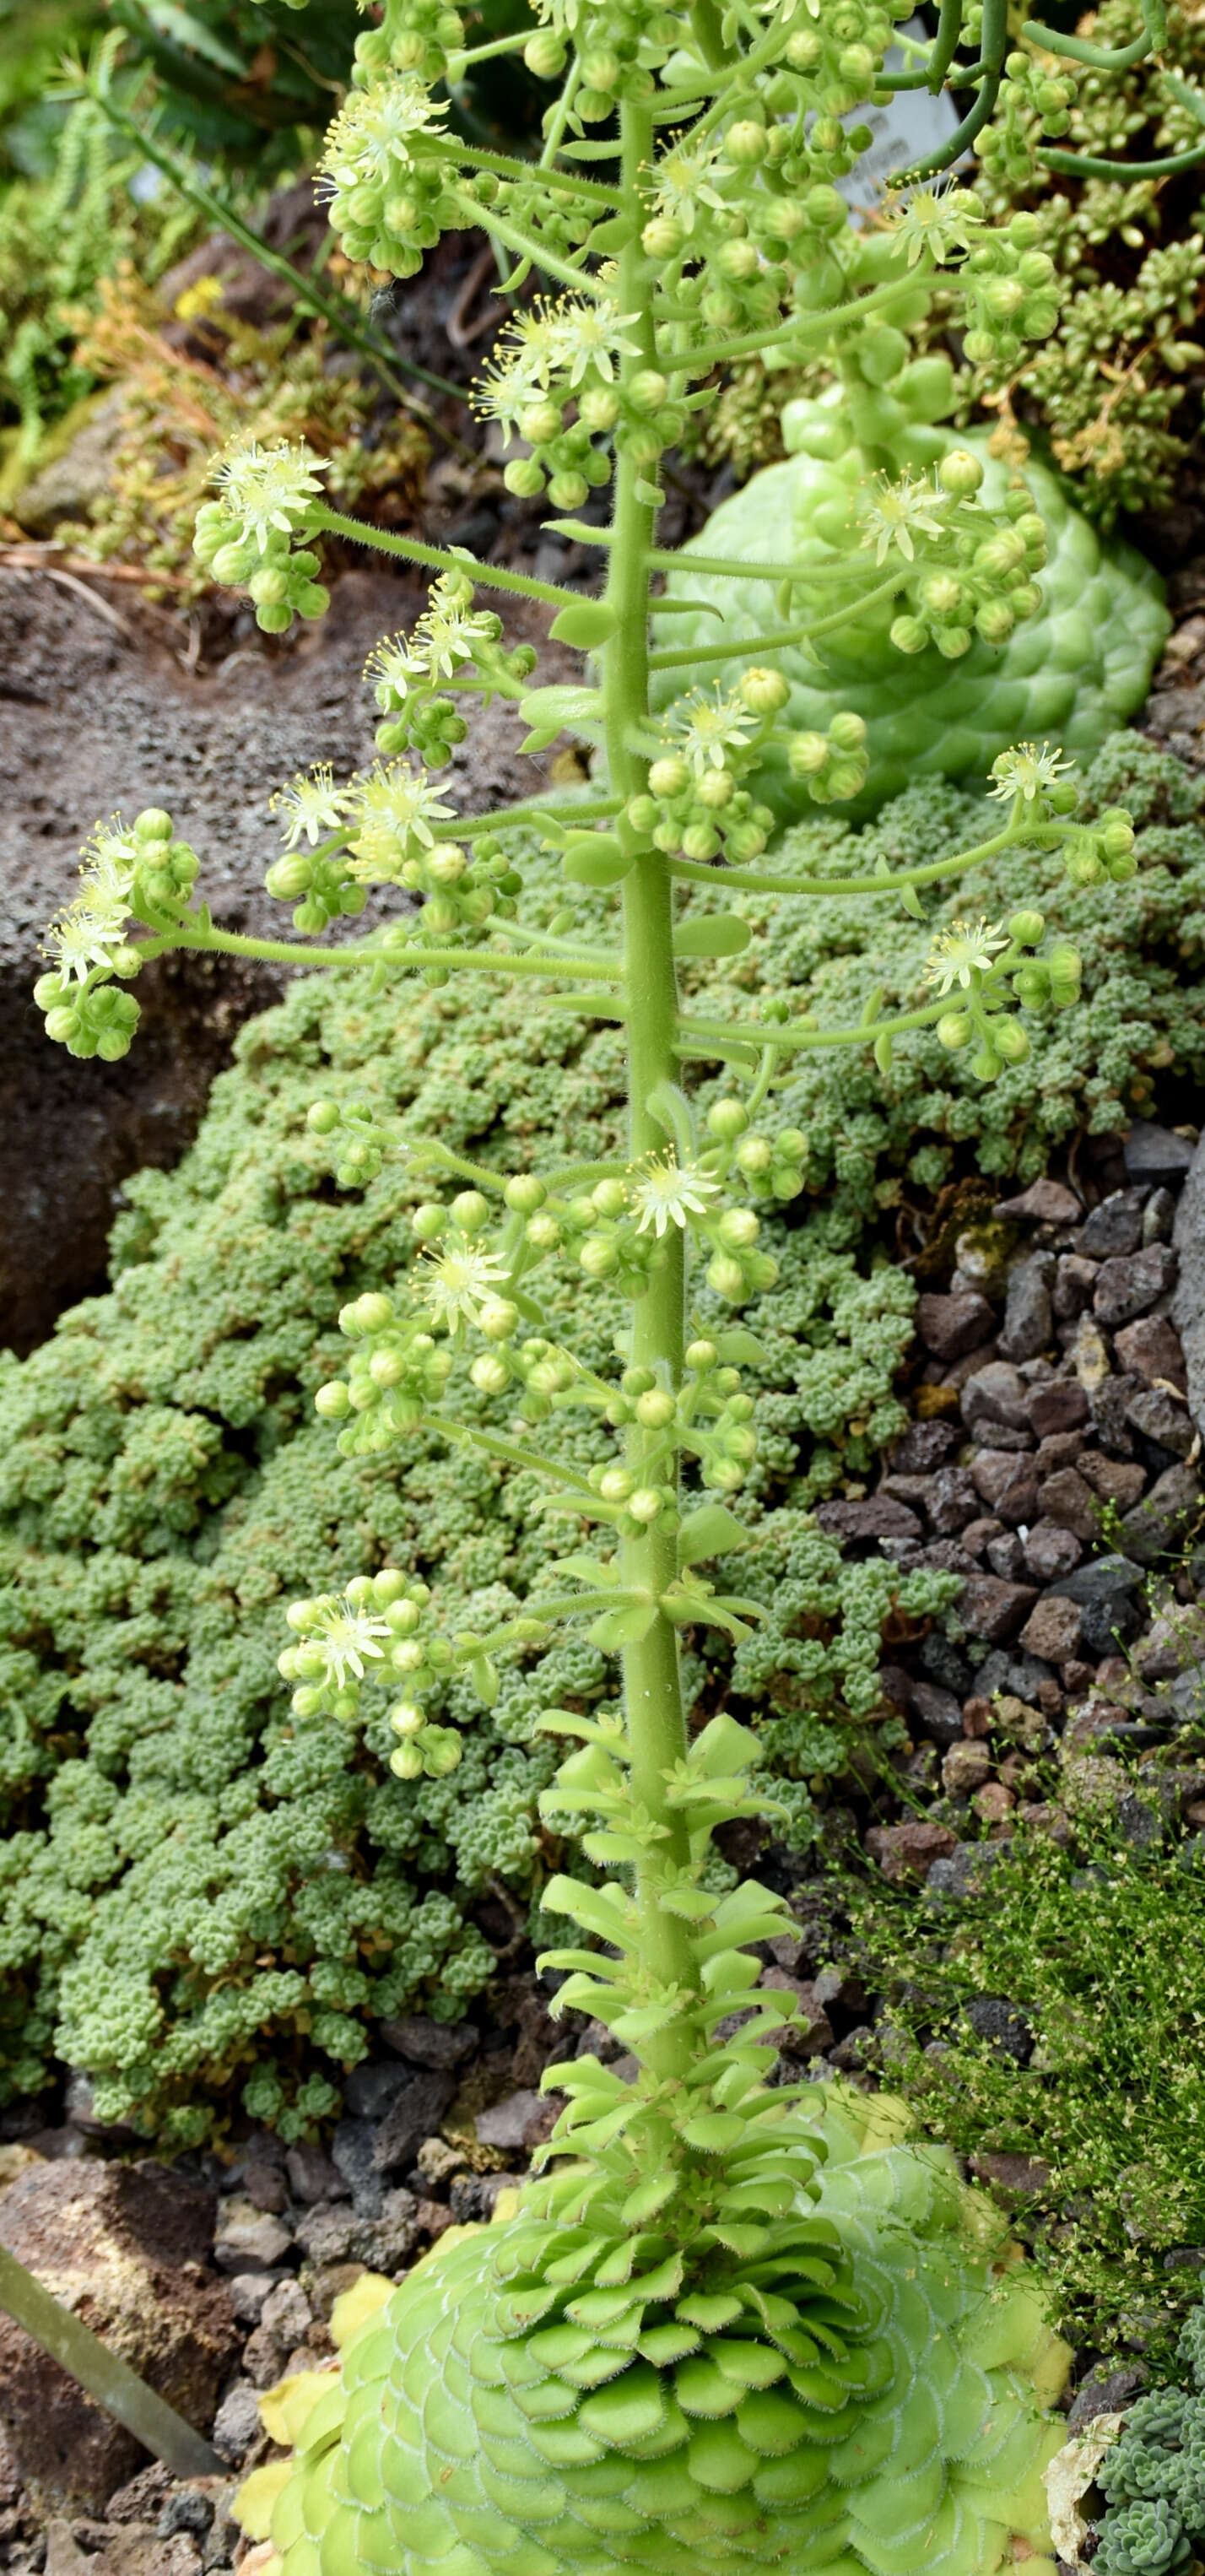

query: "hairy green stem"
left=138, top=925, right=621, bottom=980
left=605, top=95, right=700, bottom=2085
left=311, top=506, right=582, bottom=605
left=669, top=816, right=1019, bottom=897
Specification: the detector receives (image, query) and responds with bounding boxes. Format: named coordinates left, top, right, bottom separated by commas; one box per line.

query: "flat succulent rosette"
left=240, top=2088, right=1069, bottom=2576
left=655, top=424, right=1168, bottom=820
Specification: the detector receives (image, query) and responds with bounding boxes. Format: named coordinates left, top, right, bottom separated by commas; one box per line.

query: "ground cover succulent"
left=24, top=0, right=1180, bottom=2562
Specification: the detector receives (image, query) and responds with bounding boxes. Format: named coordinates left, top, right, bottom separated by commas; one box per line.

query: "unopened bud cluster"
left=35, top=809, right=200, bottom=1060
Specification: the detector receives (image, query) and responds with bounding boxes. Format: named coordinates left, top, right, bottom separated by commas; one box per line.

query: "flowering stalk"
left=37, top=7, right=1147, bottom=2570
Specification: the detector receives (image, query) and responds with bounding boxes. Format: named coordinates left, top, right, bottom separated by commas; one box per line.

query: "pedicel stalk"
left=35, top=3, right=1153, bottom=2571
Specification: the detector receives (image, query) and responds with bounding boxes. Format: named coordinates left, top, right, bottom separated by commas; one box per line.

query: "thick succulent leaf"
left=577, top=2368, right=667, bottom=2446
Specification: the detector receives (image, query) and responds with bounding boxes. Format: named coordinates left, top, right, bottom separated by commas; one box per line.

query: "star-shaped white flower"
left=419, top=1234, right=509, bottom=1330
left=271, top=764, right=354, bottom=849
left=319, top=73, right=446, bottom=190
left=46, top=901, right=132, bottom=983
left=664, top=686, right=754, bottom=777
left=863, top=471, right=949, bottom=566
left=544, top=297, right=642, bottom=388
left=347, top=761, right=457, bottom=879
left=923, top=917, right=1009, bottom=995
left=78, top=820, right=140, bottom=906
left=988, top=742, right=1075, bottom=804
left=631, top=1155, right=719, bottom=1237
left=305, top=1594, right=394, bottom=1688
left=213, top=440, right=325, bottom=553
left=886, top=181, right=984, bottom=270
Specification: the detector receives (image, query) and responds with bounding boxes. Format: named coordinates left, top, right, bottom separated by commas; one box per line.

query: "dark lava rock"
left=342, top=2062, right=416, bottom=2122
left=1050, top=1552, right=1143, bottom=1609
left=1018, top=1594, right=1083, bottom=1664
left=1037, top=1466, right=1100, bottom=1542
left=915, top=1291, right=996, bottom=1361
left=958, top=1575, right=1039, bottom=1643
left=885, top=1419, right=959, bottom=1475
left=1113, top=1313, right=1188, bottom=1390
left=378, top=2016, right=478, bottom=2070
left=330, top=2118, right=385, bottom=2217
left=996, top=1254, right=1055, bottom=1362
left=1067, top=2368, right=1147, bottom=2433
left=1025, top=1379, right=1089, bottom=1438
left=1077, top=1452, right=1148, bottom=1507
left=1094, top=1244, right=1178, bottom=1326
left=1080, top=1189, right=1147, bottom=1259
left=1123, top=1121, right=1196, bottom=1187
left=970, top=2150, right=1052, bottom=2198
left=908, top=1681, right=965, bottom=1751
left=864, top=1821, right=958, bottom=1882
left=212, top=2200, right=293, bottom=2271
left=961, top=1361, right=1031, bottom=1433
left=1022, top=1520, right=1083, bottom=1583
left=813, top=1496, right=923, bottom=1545
left=284, top=2142, right=349, bottom=2207
left=923, top=1466, right=981, bottom=1534
left=917, top=1632, right=974, bottom=1697
left=372, top=2070, right=458, bottom=2176
left=925, top=1842, right=1006, bottom=1899
left=965, top=1997, right=1032, bottom=2064
left=1089, top=1372, right=1144, bottom=1458
left=993, top=1178, right=1080, bottom=1224
left=1053, top=1253, right=1098, bottom=1319
left=1123, top=1383, right=1195, bottom=1459
left=970, top=1453, right=1041, bottom=1527
left=1119, top=1462, right=1202, bottom=1565
left=975, top=1648, right=1056, bottom=1702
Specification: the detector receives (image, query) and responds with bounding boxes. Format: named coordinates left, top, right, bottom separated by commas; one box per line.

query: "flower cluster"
left=878, top=459, right=1047, bottom=660
left=627, top=674, right=868, bottom=861
left=978, top=47, right=1078, bottom=192
left=314, top=1287, right=457, bottom=1454
left=261, top=759, right=526, bottom=947
left=192, top=441, right=330, bottom=633
left=306, top=1096, right=393, bottom=1188
left=318, top=74, right=461, bottom=277
left=33, top=809, right=202, bottom=1060
left=366, top=571, right=537, bottom=766
left=959, top=213, right=1063, bottom=371
left=988, top=743, right=1139, bottom=887
left=925, top=906, right=1082, bottom=1080
left=478, top=299, right=683, bottom=504
left=278, top=1559, right=548, bottom=1761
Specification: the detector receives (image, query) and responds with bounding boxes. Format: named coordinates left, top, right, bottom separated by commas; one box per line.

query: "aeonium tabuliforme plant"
left=35, top=2, right=1170, bottom=2570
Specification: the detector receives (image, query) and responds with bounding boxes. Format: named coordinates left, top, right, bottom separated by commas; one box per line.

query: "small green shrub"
left=846, top=1801, right=1205, bottom=2359
left=6, top=733, right=1205, bottom=2144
